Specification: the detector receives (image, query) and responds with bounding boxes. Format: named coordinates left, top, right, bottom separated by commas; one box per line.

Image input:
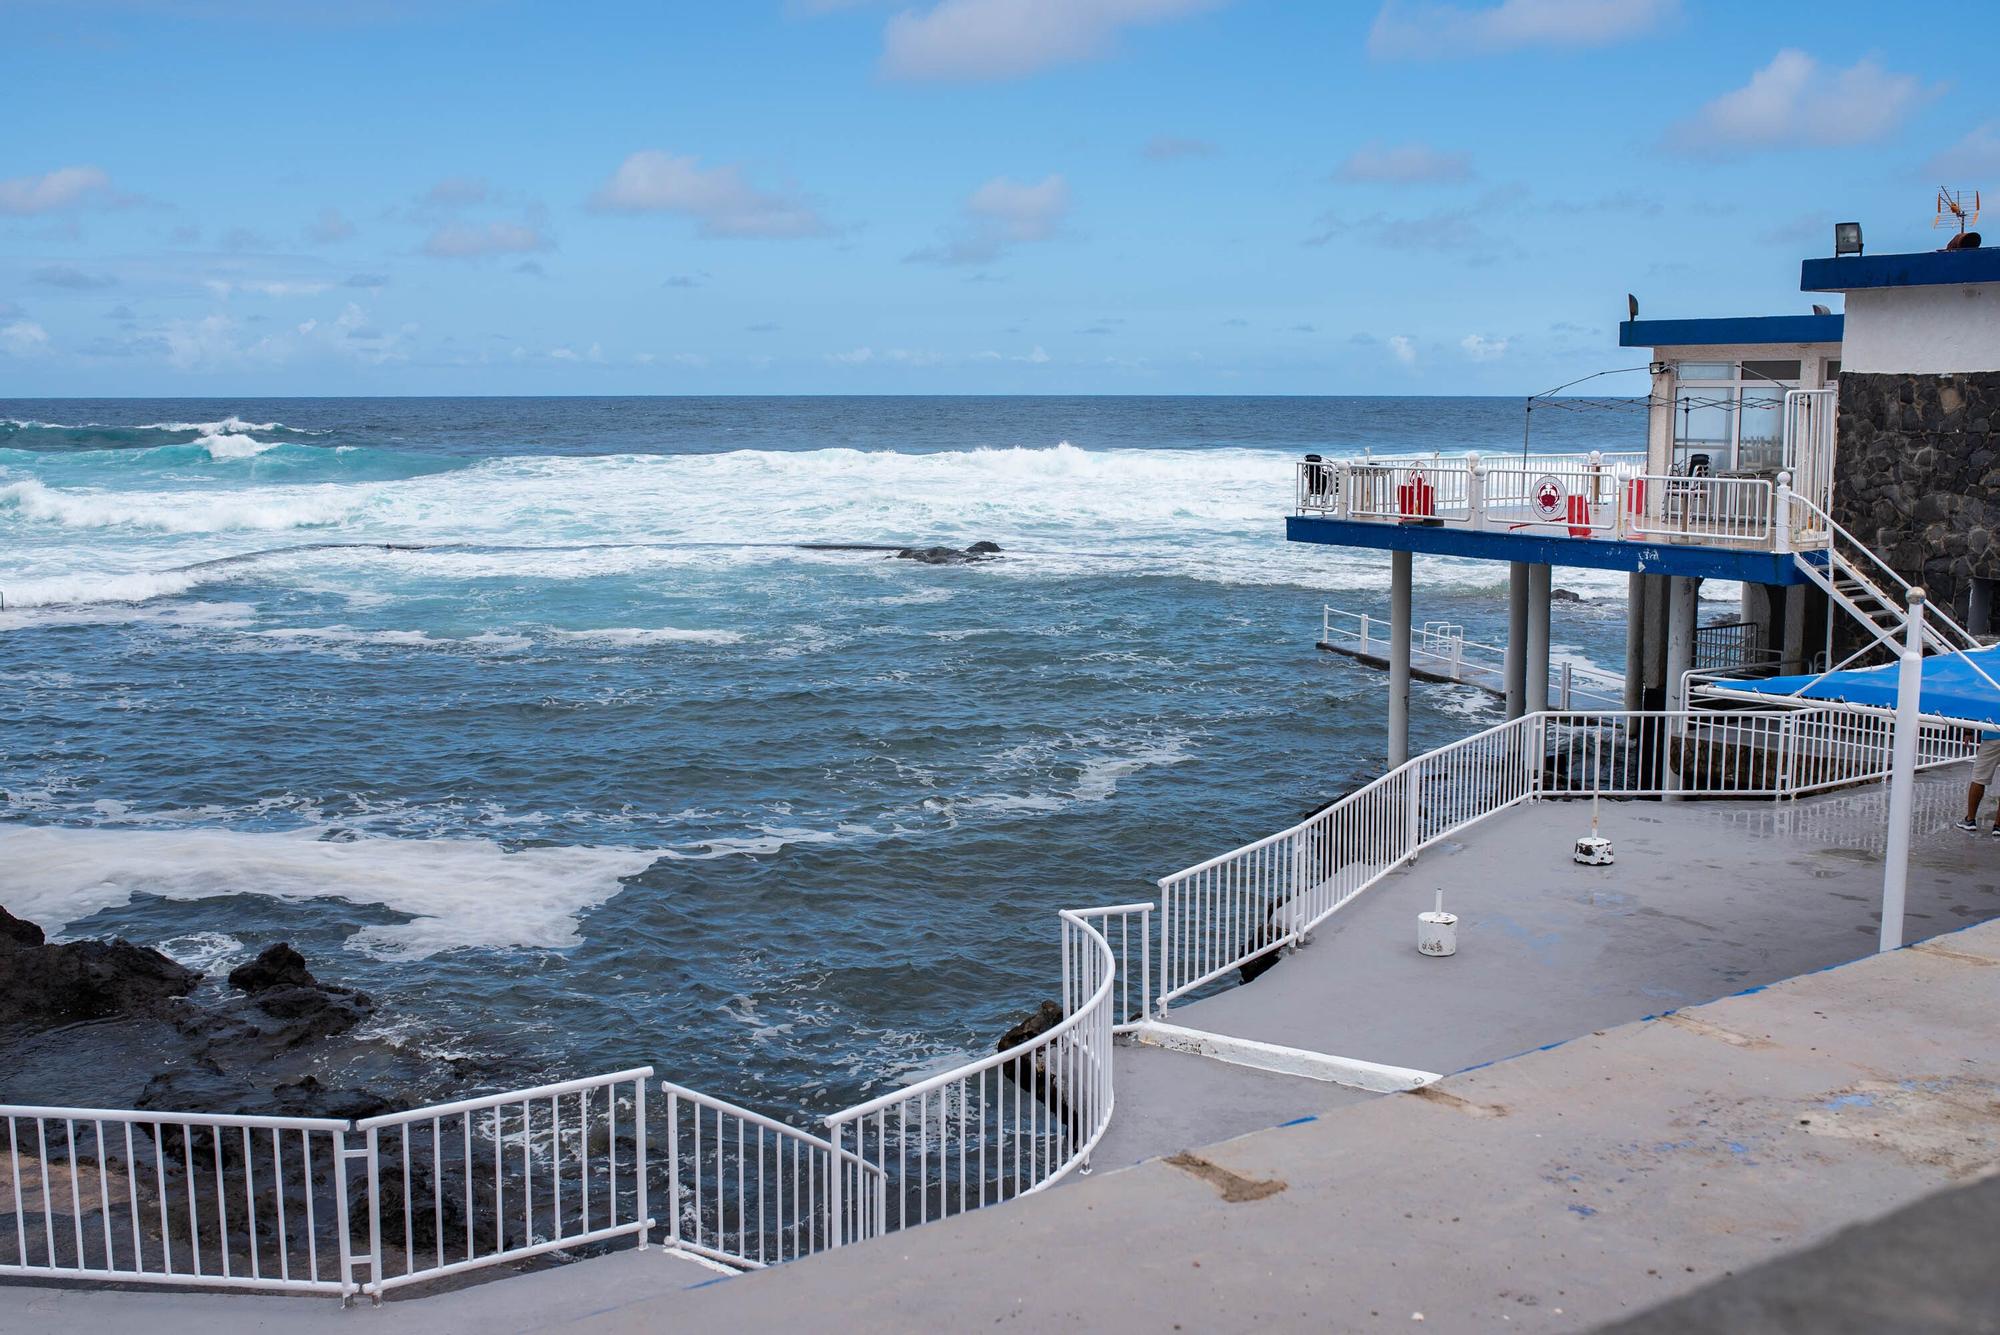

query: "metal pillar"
left=1504, top=562, right=1528, bottom=720
left=1389, top=550, right=1412, bottom=768
left=1624, top=572, right=1645, bottom=711
left=1880, top=589, right=1926, bottom=953
left=1525, top=564, right=1551, bottom=714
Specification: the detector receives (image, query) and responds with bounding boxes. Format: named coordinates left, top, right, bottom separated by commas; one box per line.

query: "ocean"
left=0, top=396, right=1643, bottom=1116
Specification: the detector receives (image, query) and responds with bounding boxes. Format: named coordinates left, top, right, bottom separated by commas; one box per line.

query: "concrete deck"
left=1096, top=768, right=1996, bottom=1166
left=538, top=914, right=2000, bottom=1331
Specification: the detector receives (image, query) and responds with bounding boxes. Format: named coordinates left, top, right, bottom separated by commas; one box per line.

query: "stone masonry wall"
left=1832, top=370, right=2000, bottom=631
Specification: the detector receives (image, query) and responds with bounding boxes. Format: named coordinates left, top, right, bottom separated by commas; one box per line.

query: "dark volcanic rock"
left=1, top=906, right=45, bottom=948
left=892, top=542, right=1002, bottom=565
left=994, top=1001, right=1082, bottom=1135
left=137, top=1068, right=401, bottom=1124
left=0, top=908, right=202, bottom=1030
left=997, top=1000, right=1063, bottom=1056
left=1551, top=587, right=1584, bottom=602
left=228, top=942, right=317, bottom=993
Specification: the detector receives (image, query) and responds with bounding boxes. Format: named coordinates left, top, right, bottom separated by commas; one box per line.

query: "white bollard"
left=1418, top=889, right=1458, bottom=957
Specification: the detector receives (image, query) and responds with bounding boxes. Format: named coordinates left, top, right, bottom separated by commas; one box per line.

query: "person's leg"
left=1969, top=782, right=1987, bottom=825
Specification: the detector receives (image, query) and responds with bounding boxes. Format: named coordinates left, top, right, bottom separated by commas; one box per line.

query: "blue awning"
left=1713, top=645, right=2000, bottom=728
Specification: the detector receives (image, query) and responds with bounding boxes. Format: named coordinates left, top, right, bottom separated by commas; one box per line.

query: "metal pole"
left=1505, top=562, right=1528, bottom=719
left=1389, top=550, right=1412, bottom=767
left=1879, top=589, right=1926, bottom=953
left=1624, top=572, right=1645, bottom=711
left=1664, top=576, right=1698, bottom=801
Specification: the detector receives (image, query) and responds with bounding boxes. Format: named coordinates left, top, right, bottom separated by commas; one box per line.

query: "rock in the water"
left=891, top=542, right=1002, bottom=565
left=229, top=942, right=317, bottom=993
left=1551, top=587, right=1584, bottom=602
left=0, top=909, right=201, bottom=1030
left=996, top=1000, right=1063, bottom=1055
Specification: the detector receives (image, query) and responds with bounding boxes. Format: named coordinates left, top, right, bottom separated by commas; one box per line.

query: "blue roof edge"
left=1801, top=248, right=2000, bottom=292
left=1618, top=314, right=1843, bottom=349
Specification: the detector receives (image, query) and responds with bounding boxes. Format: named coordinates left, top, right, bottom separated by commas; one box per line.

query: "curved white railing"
left=660, top=1081, right=883, bottom=1268
left=819, top=903, right=1145, bottom=1246
left=1155, top=706, right=1977, bottom=1010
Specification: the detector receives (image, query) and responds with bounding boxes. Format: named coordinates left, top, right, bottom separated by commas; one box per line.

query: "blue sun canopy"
left=1715, top=645, right=2000, bottom=728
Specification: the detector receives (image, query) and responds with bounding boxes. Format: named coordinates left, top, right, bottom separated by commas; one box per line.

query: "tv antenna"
left=1934, top=186, right=1981, bottom=237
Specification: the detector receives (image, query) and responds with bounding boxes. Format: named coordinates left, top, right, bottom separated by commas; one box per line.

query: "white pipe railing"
left=1155, top=705, right=1977, bottom=1010
left=0, top=1105, right=356, bottom=1297
left=353, top=1068, right=652, bottom=1299
left=660, top=1081, right=883, bottom=1268
left=1321, top=605, right=1625, bottom=709
left=820, top=902, right=1142, bottom=1247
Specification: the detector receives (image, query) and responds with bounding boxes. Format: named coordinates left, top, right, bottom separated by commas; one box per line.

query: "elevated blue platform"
left=1619, top=314, right=1843, bottom=348
left=1286, top=516, right=1811, bottom=584
left=1802, top=248, right=2000, bottom=293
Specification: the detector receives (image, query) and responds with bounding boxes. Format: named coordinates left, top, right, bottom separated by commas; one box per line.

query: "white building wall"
left=1841, top=285, right=2000, bottom=375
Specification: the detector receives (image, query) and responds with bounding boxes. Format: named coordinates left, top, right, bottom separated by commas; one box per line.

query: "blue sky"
left=4, top=0, right=1997, bottom=396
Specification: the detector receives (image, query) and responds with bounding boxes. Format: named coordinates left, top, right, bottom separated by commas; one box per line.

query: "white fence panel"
left=0, top=1106, right=355, bottom=1297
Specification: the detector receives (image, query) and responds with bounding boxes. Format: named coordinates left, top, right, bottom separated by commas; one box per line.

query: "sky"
left=3, top=0, right=1997, bottom=397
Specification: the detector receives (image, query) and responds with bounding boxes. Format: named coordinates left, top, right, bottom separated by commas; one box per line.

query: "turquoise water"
left=0, top=397, right=1634, bottom=1114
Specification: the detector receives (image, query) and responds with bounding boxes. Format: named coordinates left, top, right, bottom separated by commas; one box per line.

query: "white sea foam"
left=200, top=432, right=280, bottom=459
left=0, top=568, right=216, bottom=609
left=0, top=825, right=660, bottom=959
left=0, top=478, right=359, bottom=533
left=548, top=627, right=746, bottom=647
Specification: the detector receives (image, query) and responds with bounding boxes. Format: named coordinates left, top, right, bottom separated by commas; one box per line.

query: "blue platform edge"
left=1285, top=515, right=1811, bottom=583
left=1802, top=248, right=2000, bottom=293
left=1619, top=314, right=1842, bottom=348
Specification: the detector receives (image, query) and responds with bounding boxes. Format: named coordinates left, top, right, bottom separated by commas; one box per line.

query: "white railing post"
left=1774, top=471, right=1793, bottom=555
left=1880, top=590, right=1926, bottom=952
left=1359, top=613, right=1371, bottom=655
left=1558, top=662, right=1573, bottom=710
left=334, top=1128, right=358, bottom=1305
left=634, top=1078, right=650, bottom=1249
left=363, top=1126, right=382, bottom=1304
left=1404, top=763, right=1421, bottom=856
left=1467, top=452, right=1486, bottom=529
left=825, top=1119, right=845, bottom=1249
left=664, top=1089, right=681, bottom=1251
left=1336, top=461, right=1352, bottom=519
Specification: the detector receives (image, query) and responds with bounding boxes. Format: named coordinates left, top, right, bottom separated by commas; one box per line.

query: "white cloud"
left=1388, top=335, right=1417, bottom=366
left=423, top=176, right=491, bottom=208
left=1460, top=333, right=1508, bottom=360
left=908, top=173, right=1070, bottom=265
left=421, top=220, right=554, bottom=258
left=589, top=151, right=829, bottom=239
left=881, top=0, right=1218, bottom=82
left=0, top=165, right=114, bottom=216
left=1334, top=141, right=1473, bottom=184
left=1923, top=122, right=2000, bottom=180
left=827, top=346, right=876, bottom=364
left=1667, top=50, right=1936, bottom=155
left=1, top=321, right=51, bottom=355
left=306, top=207, right=356, bottom=244
left=1368, top=0, right=1674, bottom=60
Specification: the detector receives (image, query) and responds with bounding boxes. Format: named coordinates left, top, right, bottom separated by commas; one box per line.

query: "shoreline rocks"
left=0, top=906, right=201, bottom=1029
left=892, top=541, right=1002, bottom=565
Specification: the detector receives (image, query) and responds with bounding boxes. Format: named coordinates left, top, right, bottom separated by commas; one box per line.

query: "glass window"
left=1741, top=360, right=1802, bottom=382
left=1824, top=360, right=1841, bottom=382
left=1674, top=361, right=1733, bottom=382
left=1674, top=396, right=1731, bottom=471
left=1737, top=389, right=1786, bottom=472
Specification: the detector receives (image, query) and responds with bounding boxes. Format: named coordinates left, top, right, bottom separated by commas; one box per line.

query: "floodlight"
left=1834, top=222, right=1864, bottom=256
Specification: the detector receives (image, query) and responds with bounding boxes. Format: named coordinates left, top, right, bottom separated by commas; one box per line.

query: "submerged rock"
left=0, top=906, right=202, bottom=1030
left=892, top=541, right=1002, bottom=565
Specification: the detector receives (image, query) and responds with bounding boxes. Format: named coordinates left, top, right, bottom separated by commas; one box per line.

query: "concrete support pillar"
left=1782, top=583, right=1808, bottom=674
left=1665, top=576, right=1699, bottom=712
left=1525, top=563, right=1552, bottom=715
left=1664, top=576, right=1699, bottom=801
left=1504, top=562, right=1529, bottom=720
left=1641, top=573, right=1670, bottom=710
left=1388, top=550, right=1412, bottom=768
left=1624, top=572, right=1645, bottom=711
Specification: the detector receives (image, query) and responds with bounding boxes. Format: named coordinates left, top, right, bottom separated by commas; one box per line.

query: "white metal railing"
left=819, top=903, right=1142, bottom=1246
left=1783, top=388, right=1837, bottom=521
left=660, top=1082, right=882, bottom=1268
left=353, top=1068, right=652, bottom=1299
left=1154, top=705, right=1976, bottom=1009
left=1321, top=606, right=1626, bottom=709
left=1, top=1105, right=356, bottom=1297
left=1622, top=473, right=1775, bottom=546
